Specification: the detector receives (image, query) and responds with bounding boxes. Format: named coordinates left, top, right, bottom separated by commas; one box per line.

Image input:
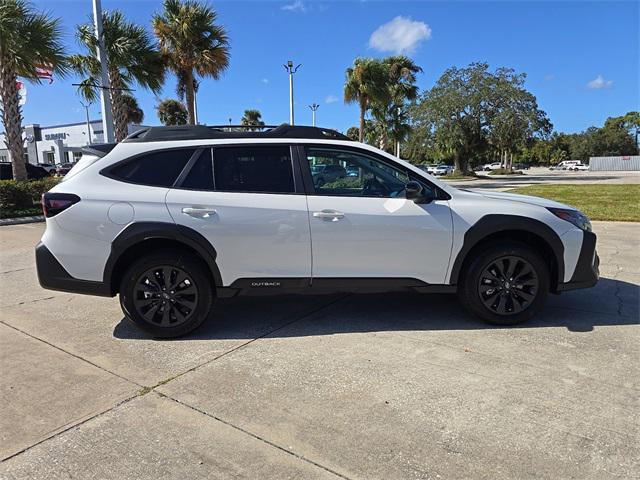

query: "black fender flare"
left=103, top=222, right=223, bottom=293
left=448, top=214, right=565, bottom=285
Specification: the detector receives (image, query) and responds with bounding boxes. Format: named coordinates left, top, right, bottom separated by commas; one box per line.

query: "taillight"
left=42, top=193, right=80, bottom=217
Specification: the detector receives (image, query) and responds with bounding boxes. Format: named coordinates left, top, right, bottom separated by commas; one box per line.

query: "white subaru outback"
left=36, top=125, right=599, bottom=338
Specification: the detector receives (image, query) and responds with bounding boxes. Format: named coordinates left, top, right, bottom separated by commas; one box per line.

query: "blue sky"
left=25, top=0, right=639, bottom=134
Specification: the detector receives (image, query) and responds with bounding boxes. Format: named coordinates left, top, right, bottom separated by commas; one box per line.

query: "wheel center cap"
left=162, top=292, right=171, bottom=300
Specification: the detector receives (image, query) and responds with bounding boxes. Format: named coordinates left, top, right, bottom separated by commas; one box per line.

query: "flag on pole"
left=34, top=64, right=54, bottom=84
left=17, top=81, right=27, bottom=106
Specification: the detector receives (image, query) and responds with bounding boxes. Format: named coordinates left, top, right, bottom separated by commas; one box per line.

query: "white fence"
left=589, top=155, right=640, bottom=171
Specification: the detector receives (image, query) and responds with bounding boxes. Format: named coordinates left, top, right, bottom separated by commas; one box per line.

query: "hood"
left=462, top=189, right=576, bottom=210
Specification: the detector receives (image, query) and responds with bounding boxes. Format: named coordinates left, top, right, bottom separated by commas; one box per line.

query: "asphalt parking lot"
left=1, top=221, right=638, bottom=479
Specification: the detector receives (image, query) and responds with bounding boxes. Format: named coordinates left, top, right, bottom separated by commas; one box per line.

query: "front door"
left=304, top=146, right=453, bottom=284
left=166, top=145, right=311, bottom=286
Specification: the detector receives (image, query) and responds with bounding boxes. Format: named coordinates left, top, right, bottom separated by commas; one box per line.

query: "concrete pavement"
left=0, top=221, right=638, bottom=479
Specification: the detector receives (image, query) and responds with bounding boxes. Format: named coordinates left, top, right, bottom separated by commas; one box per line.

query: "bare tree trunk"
left=108, top=69, right=128, bottom=142
left=453, top=152, right=464, bottom=173
left=0, top=57, right=27, bottom=181
left=358, top=100, right=366, bottom=143
left=185, top=69, right=196, bottom=125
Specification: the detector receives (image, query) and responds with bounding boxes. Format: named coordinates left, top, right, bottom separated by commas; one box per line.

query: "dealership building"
left=0, top=120, right=146, bottom=166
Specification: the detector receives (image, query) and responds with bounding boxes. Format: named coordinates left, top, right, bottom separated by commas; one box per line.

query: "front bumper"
left=35, top=242, right=112, bottom=297
left=555, top=230, right=599, bottom=292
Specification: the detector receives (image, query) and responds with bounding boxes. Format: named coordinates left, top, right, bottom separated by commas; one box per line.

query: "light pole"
left=309, top=103, right=319, bottom=127
left=92, top=0, right=114, bottom=143
left=283, top=60, right=301, bottom=125
left=80, top=101, right=92, bottom=145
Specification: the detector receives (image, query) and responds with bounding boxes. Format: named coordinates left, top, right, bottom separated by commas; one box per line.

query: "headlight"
left=547, top=207, right=592, bottom=232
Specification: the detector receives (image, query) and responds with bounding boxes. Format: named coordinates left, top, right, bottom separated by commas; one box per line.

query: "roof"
left=121, top=124, right=352, bottom=143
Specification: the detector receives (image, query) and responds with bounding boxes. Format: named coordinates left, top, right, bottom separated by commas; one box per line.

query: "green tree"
left=121, top=94, right=144, bottom=124
left=240, top=109, right=265, bottom=130
left=379, top=55, right=422, bottom=155
left=156, top=98, right=188, bottom=125
left=345, top=126, right=360, bottom=141
left=0, top=0, right=67, bottom=180
left=153, top=0, right=230, bottom=125
left=71, top=10, right=164, bottom=141
left=344, top=58, right=389, bottom=142
left=410, top=63, right=550, bottom=173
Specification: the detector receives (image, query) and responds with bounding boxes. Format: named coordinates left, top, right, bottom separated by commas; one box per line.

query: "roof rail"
left=122, top=124, right=351, bottom=143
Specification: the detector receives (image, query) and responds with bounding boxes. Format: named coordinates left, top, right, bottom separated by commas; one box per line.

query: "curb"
left=0, top=215, right=45, bottom=226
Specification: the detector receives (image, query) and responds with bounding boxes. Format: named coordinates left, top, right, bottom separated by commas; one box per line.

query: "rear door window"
left=109, top=148, right=195, bottom=187
left=213, top=145, right=294, bottom=193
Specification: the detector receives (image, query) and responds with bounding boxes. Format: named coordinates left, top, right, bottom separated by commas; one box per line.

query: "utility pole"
left=80, top=101, right=92, bottom=145
left=283, top=60, right=301, bottom=125
left=309, top=103, right=319, bottom=127
left=92, top=0, right=114, bottom=143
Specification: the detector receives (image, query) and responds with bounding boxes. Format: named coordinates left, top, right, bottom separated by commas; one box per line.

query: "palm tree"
left=0, top=0, right=67, bottom=180
left=122, top=94, right=144, bottom=124
left=153, top=0, right=230, bottom=125
left=157, top=98, right=188, bottom=125
left=344, top=58, right=389, bottom=142
left=240, top=109, right=265, bottom=130
left=70, top=10, right=164, bottom=142
left=378, top=56, right=422, bottom=155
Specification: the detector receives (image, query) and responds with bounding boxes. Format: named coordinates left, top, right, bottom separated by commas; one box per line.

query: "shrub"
left=0, top=181, right=33, bottom=208
left=323, top=177, right=362, bottom=189
left=0, top=177, right=59, bottom=209
left=28, top=177, right=59, bottom=200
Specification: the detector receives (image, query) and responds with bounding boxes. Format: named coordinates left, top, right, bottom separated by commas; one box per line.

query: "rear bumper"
left=555, top=230, right=599, bottom=292
left=35, top=242, right=112, bottom=297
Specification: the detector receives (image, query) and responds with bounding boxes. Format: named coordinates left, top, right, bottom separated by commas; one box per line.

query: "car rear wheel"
left=119, top=249, right=214, bottom=338
left=459, top=242, right=549, bottom=325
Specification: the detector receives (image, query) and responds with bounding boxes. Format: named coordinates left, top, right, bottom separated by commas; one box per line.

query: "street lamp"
left=92, top=0, right=114, bottom=143
left=80, top=101, right=92, bottom=145
left=283, top=60, right=301, bottom=125
left=309, top=103, right=319, bottom=127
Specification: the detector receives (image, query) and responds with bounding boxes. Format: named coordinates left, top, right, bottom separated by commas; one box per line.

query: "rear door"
left=302, top=145, right=453, bottom=284
left=165, top=144, right=311, bottom=286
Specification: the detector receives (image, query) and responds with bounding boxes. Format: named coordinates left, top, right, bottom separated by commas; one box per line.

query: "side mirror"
left=405, top=181, right=434, bottom=204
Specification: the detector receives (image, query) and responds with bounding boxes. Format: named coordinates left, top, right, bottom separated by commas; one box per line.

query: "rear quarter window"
left=107, top=148, right=195, bottom=187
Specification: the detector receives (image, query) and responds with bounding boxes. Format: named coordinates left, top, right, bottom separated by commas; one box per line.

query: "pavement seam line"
left=0, top=320, right=145, bottom=389
left=148, top=294, right=351, bottom=390
left=160, top=393, right=352, bottom=480
left=0, top=392, right=141, bottom=463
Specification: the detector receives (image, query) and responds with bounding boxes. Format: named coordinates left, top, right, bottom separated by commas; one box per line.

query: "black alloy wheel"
left=133, top=265, right=198, bottom=327
left=478, top=255, right=538, bottom=315
left=120, top=249, right=214, bottom=338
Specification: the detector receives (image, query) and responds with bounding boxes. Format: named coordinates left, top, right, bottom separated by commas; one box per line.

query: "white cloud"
left=369, top=16, right=431, bottom=55
left=261, top=78, right=269, bottom=84
left=587, top=74, right=613, bottom=89
left=325, top=95, right=338, bottom=104
left=281, top=0, right=306, bottom=12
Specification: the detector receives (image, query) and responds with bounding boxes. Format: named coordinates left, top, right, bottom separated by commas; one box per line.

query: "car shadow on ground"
left=112, top=277, right=639, bottom=341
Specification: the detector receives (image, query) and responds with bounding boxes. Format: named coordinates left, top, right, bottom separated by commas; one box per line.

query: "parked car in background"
left=346, top=165, right=359, bottom=177
left=37, top=163, right=57, bottom=174
left=550, top=160, right=581, bottom=171
left=0, top=162, right=51, bottom=180
left=416, top=164, right=438, bottom=174
left=482, top=162, right=502, bottom=171
left=55, top=163, right=75, bottom=177
left=311, top=163, right=347, bottom=186
left=567, top=163, right=589, bottom=171
left=513, top=162, right=530, bottom=170
left=432, top=164, right=455, bottom=176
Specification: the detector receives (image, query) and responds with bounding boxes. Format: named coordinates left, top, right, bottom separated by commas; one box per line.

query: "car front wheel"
left=459, top=242, right=549, bottom=325
left=119, top=249, right=214, bottom=338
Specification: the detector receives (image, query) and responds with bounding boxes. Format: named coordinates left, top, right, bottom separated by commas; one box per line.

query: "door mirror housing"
left=405, top=181, right=435, bottom=204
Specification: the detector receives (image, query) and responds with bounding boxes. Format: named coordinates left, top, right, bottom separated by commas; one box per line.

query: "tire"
left=458, top=242, right=549, bottom=325
left=119, top=249, right=214, bottom=338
